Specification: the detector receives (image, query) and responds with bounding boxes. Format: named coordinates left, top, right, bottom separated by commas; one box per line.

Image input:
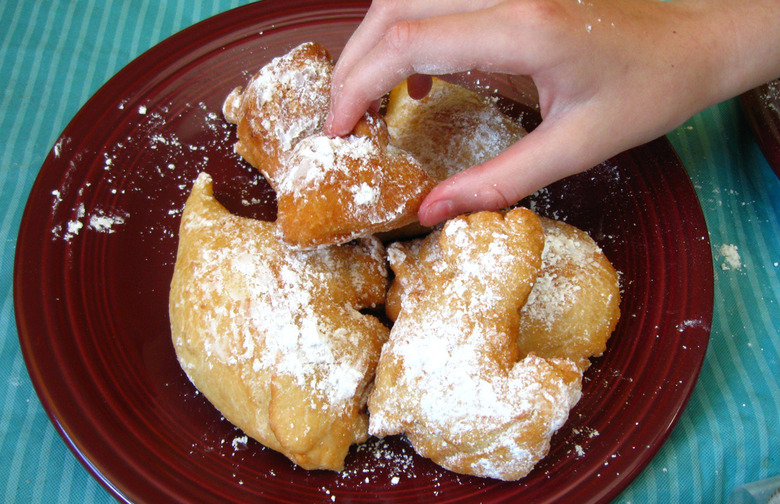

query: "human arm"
left=325, top=0, right=780, bottom=226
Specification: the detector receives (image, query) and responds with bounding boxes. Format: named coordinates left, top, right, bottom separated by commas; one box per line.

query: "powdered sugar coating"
left=279, top=131, right=430, bottom=236
left=516, top=218, right=621, bottom=368
left=174, top=174, right=387, bottom=405
left=170, top=173, right=389, bottom=470
left=369, top=209, right=583, bottom=481
left=278, top=134, right=378, bottom=195
left=522, top=220, right=605, bottom=330
left=223, top=42, right=436, bottom=247
left=227, top=42, right=332, bottom=175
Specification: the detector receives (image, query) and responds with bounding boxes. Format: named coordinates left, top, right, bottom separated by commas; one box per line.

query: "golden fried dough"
left=174, top=46, right=623, bottom=478
left=369, top=209, right=583, bottom=481
left=517, top=218, right=621, bottom=370
left=275, top=111, right=436, bottom=247
left=169, top=172, right=389, bottom=471
left=384, top=77, right=527, bottom=182
left=386, top=214, right=622, bottom=371
left=223, top=42, right=436, bottom=248
left=222, top=42, right=331, bottom=182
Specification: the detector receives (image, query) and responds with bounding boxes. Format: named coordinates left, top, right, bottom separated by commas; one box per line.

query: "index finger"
left=326, top=0, right=494, bottom=136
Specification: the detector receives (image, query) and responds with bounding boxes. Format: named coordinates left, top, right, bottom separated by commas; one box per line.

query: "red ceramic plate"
left=740, top=78, right=780, bottom=178
left=14, top=1, right=713, bottom=503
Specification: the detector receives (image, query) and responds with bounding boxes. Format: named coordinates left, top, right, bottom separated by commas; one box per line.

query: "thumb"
left=417, top=113, right=608, bottom=226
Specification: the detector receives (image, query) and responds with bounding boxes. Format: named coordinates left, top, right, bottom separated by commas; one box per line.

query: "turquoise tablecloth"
left=1, top=1, right=778, bottom=502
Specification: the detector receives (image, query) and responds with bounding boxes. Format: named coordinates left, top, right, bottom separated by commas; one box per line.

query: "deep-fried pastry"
left=223, top=42, right=436, bottom=248
left=369, top=209, right=584, bottom=481
left=222, top=42, right=332, bottom=183
left=169, top=172, right=389, bottom=471
left=384, top=77, right=527, bottom=182
left=174, top=45, right=623, bottom=478
left=517, top=218, right=621, bottom=370
left=275, top=112, right=436, bottom=247
left=386, top=215, right=622, bottom=371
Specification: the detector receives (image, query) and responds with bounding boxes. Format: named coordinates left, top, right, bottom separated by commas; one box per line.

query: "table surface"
left=1, top=1, right=778, bottom=503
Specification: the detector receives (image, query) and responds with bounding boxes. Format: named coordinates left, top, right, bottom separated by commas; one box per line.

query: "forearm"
left=682, top=0, right=780, bottom=107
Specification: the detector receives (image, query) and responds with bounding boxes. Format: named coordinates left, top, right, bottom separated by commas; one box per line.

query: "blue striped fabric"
left=0, top=2, right=250, bottom=503
left=0, top=2, right=778, bottom=503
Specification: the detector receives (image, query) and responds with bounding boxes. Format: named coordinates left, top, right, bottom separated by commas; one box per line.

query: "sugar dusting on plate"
left=49, top=99, right=242, bottom=246
left=718, top=243, right=743, bottom=271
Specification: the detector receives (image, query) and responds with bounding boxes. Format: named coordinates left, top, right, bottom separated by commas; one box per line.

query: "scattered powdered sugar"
left=718, top=243, right=743, bottom=271
left=52, top=202, right=128, bottom=241
left=88, top=211, right=126, bottom=232
left=52, top=136, right=69, bottom=158
left=526, top=186, right=564, bottom=221
left=760, top=79, right=780, bottom=114
left=676, top=318, right=709, bottom=333
left=346, top=437, right=418, bottom=482
left=231, top=435, right=249, bottom=451
left=299, top=434, right=481, bottom=501
left=49, top=98, right=241, bottom=248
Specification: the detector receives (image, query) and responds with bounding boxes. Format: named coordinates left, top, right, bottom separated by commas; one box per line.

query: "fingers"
left=406, top=73, right=433, bottom=100
left=326, top=2, right=518, bottom=136
left=332, top=0, right=482, bottom=83
left=327, top=1, right=471, bottom=136
left=331, top=0, right=491, bottom=88
left=320, top=0, right=685, bottom=226
left=418, top=109, right=615, bottom=226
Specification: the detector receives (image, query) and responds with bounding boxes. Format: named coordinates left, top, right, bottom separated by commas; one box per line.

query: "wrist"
left=678, top=0, right=780, bottom=102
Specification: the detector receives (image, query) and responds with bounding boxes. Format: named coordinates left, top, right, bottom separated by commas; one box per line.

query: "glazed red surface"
left=740, top=79, right=780, bottom=178
left=14, top=1, right=713, bottom=503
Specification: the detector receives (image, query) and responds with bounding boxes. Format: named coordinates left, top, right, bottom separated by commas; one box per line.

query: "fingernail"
left=324, top=107, right=336, bottom=134
left=420, top=199, right=455, bottom=227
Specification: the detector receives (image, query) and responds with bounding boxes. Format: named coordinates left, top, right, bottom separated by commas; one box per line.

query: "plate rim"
left=13, top=1, right=713, bottom=502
